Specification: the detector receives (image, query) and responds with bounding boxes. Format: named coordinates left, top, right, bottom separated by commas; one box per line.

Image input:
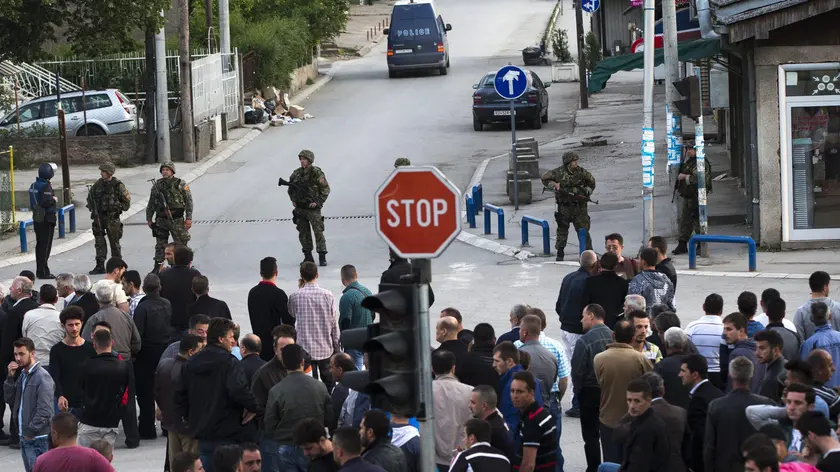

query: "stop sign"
left=374, top=167, right=462, bottom=259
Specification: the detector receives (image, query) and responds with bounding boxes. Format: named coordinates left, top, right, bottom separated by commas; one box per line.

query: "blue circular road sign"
left=494, top=65, right=530, bottom=100
left=581, top=0, right=600, bottom=14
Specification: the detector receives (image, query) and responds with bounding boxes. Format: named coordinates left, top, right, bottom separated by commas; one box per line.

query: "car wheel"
left=77, top=125, right=106, bottom=136
left=541, top=110, right=548, bottom=123
left=446, top=57, right=450, bottom=68
left=439, top=66, right=448, bottom=76
left=388, top=69, right=396, bottom=79
left=473, top=117, right=483, bottom=132
left=531, top=116, right=542, bottom=129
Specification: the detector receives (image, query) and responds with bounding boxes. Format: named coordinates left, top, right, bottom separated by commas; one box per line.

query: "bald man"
left=434, top=316, right=468, bottom=361
left=240, top=333, right=266, bottom=385
left=808, top=349, right=840, bottom=418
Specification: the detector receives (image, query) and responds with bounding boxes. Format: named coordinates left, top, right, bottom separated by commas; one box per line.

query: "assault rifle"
left=542, top=186, right=599, bottom=205
left=278, top=177, right=322, bottom=210
left=148, top=178, right=172, bottom=219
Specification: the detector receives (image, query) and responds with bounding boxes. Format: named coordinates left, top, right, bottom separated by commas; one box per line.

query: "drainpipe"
left=696, top=0, right=720, bottom=39
left=746, top=49, right=761, bottom=244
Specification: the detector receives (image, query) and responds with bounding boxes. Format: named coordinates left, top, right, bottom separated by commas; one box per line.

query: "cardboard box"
left=288, top=105, right=305, bottom=119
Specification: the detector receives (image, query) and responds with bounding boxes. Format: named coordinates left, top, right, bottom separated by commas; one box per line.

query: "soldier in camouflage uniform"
left=540, top=152, right=596, bottom=261
left=288, top=150, right=331, bottom=266
left=146, top=161, right=193, bottom=273
left=87, top=162, right=132, bottom=274
left=394, top=157, right=411, bottom=168
left=673, top=147, right=712, bottom=255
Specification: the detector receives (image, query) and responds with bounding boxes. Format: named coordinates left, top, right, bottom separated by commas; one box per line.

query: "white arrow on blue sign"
left=581, top=0, right=600, bottom=13
left=493, top=65, right=530, bottom=100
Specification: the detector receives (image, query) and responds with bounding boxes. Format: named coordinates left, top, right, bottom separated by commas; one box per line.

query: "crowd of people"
left=0, top=231, right=840, bottom=472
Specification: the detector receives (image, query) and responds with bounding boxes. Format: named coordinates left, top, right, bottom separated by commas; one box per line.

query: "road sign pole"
left=640, top=0, right=656, bottom=248
left=510, top=99, right=519, bottom=210
left=413, top=258, right=435, bottom=472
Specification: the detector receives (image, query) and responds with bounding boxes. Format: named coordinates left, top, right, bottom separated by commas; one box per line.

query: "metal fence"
left=191, top=52, right=239, bottom=124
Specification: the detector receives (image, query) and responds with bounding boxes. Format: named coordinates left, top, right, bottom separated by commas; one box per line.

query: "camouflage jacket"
left=288, top=166, right=330, bottom=208
left=87, top=178, right=131, bottom=215
left=677, top=157, right=713, bottom=198
left=541, top=165, right=596, bottom=203
left=145, top=176, right=193, bottom=220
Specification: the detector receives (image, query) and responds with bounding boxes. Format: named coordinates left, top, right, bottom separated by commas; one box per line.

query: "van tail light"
left=437, top=44, right=445, bottom=53
left=527, top=92, right=539, bottom=103
left=387, top=49, right=394, bottom=56
left=473, top=94, right=482, bottom=105
left=116, top=93, right=133, bottom=114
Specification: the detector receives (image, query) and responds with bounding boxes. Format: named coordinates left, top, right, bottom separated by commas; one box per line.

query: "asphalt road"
left=0, top=0, right=818, bottom=470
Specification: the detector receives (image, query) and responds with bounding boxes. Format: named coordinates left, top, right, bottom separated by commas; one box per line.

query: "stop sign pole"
left=374, top=167, right=461, bottom=471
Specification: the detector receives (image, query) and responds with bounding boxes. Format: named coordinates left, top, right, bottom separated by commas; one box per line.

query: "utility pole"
left=219, top=0, right=231, bottom=58
left=144, top=28, right=157, bottom=164
left=640, top=0, right=655, bottom=246
left=55, top=72, right=71, bottom=205
left=575, top=0, right=588, bottom=109
left=154, top=11, right=171, bottom=163
left=179, top=0, right=196, bottom=163
left=663, top=0, right=682, bottom=237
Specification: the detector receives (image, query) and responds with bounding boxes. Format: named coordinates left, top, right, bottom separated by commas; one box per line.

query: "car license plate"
left=395, top=49, right=413, bottom=54
left=494, top=110, right=511, bottom=116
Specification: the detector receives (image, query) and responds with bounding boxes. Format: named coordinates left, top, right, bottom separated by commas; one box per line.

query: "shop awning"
left=587, top=39, right=722, bottom=94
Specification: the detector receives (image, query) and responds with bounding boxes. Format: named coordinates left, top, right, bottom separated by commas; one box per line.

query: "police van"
left=383, top=0, right=451, bottom=78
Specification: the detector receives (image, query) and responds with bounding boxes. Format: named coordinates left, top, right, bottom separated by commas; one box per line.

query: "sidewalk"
left=467, top=69, right=840, bottom=277
left=323, top=0, right=395, bottom=59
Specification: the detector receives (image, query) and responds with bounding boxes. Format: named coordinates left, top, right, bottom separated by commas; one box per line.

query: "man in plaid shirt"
left=288, top=262, right=340, bottom=391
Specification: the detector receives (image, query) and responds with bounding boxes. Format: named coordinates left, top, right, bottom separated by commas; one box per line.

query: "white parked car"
left=0, top=88, right=140, bottom=136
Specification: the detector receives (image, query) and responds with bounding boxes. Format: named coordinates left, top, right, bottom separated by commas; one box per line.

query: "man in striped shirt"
left=512, top=371, right=557, bottom=472
left=685, top=294, right=726, bottom=390
left=448, top=418, right=510, bottom=472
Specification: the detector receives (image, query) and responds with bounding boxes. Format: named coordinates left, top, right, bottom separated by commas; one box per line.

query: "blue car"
left=471, top=70, right=551, bottom=131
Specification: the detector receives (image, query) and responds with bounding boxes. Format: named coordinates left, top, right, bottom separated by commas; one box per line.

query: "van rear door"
left=388, top=3, right=442, bottom=65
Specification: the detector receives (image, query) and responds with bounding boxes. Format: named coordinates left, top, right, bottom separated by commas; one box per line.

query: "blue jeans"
left=346, top=349, right=365, bottom=371
left=598, top=463, right=620, bottom=472
left=549, top=396, right=565, bottom=472
left=21, top=437, right=50, bottom=472
left=277, top=445, right=308, bottom=472
left=198, top=439, right=237, bottom=472
left=260, top=436, right=282, bottom=472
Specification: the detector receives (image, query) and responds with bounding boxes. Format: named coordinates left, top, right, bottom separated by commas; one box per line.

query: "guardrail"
left=688, top=234, right=757, bottom=272
left=521, top=216, right=551, bottom=255
left=19, top=204, right=76, bottom=252
left=57, top=204, right=76, bottom=239
left=483, top=204, right=505, bottom=239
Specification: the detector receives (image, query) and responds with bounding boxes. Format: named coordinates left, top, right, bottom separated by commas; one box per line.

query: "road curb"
left=0, top=70, right=342, bottom=271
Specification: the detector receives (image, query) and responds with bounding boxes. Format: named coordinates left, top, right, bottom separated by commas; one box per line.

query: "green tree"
left=552, top=29, right=572, bottom=64
left=65, top=0, right=171, bottom=56
left=247, top=0, right=348, bottom=46
left=235, top=18, right=311, bottom=88
left=584, top=30, right=602, bottom=71
left=0, top=0, right=64, bottom=62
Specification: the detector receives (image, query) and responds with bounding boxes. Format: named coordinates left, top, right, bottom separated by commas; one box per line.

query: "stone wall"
left=1, top=134, right=146, bottom=169
left=289, top=61, right=319, bottom=96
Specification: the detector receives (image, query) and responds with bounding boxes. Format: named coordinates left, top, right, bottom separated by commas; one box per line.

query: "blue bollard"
left=521, top=215, right=551, bottom=255
left=473, top=184, right=483, bottom=214
left=688, top=234, right=758, bottom=272
left=578, top=228, right=588, bottom=255
left=19, top=219, right=32, bottom=253
left=466, top=196, right=476, bottom=228
left=483, top=204, right=505, bottom=239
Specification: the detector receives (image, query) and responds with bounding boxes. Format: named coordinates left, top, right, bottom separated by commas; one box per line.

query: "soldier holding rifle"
left=86, top=162, right=131, bottom=275
left=541, top=152, right=596, bottom=261
left=146, top=161, right=193, bottom=274
left=279, top=149, right=331, bottom=266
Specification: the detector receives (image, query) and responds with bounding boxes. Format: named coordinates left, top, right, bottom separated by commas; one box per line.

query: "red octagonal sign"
left=375, top=167, right=462, bottom=259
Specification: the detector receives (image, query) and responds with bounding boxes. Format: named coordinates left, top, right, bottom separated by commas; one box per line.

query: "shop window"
left=785, top=69, right=840, bottom=97
left=790, top=106, right=840, bottom=229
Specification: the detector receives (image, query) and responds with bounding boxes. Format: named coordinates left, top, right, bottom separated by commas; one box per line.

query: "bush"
left=552, top=29, right=573, bottom=63
left=236, top=18, right=312, bottom=89
left=584, top=30, right=602, bottom=71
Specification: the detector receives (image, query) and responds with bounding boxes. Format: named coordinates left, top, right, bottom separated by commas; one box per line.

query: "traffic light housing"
left=673, top=75, right=701, bottom=120
left=340, top=283, right=420, bottom=417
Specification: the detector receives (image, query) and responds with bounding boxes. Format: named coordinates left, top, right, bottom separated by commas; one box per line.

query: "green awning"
left=587, top=39, right=721, bottom=94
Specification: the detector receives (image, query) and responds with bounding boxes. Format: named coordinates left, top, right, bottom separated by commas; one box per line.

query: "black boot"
left=302, top=252, right=315, bottom=264
left=89, top=262, right=106, bottom=275
left=672, top=241, right=689, bottom=255
left=318, top=252, right=328, bottom=267
left=555, top=249, right=564, bottom=262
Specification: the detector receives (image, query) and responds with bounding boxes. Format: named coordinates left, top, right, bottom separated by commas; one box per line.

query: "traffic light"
left=673, top=75, right=701, bottom=120
left=340, top=283, right=421, bottom=416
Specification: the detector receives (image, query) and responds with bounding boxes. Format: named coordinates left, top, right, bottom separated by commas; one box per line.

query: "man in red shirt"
left=33, top=412, right=113, bottom=472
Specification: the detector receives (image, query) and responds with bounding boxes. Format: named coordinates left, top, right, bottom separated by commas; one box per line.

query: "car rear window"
left=86, top=94, right=112, bottom=110
left=480, top=74, right=496, bottom=87
left=391, top=3, right=435, bottom=21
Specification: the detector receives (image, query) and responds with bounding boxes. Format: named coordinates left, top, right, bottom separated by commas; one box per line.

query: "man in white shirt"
left=685, top=293, right=725, bottom=390
left=91, top=257, right=129, bottom=313
left=21, top=284, right=64, bottom=368
left=754, top=288, right=797, bottom=332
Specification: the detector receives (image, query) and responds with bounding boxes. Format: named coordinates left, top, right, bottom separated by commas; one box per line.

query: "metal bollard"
left=521, top=215, right=551, bottom=255
left=578, top=227, right=588, bottom=255
left=472, top=184, right=483, bottom=214
left=466, top=196, right=476, bottom=228
left=483, top=204, right=505, bottom=239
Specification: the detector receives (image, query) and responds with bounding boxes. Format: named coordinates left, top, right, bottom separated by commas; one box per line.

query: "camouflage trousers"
left=678, top=197, right=702, bottom=241
left=153, top=216, right=191, bottom=263
left=555, top=202, right=592, bottom=252
left=92, top=214, right=123, bottom=263
left=294, top=208, right=327, bottom=253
